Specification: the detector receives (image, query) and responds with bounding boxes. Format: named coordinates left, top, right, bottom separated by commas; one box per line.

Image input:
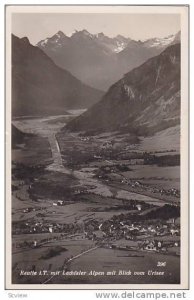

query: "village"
left=59, top=132, right=180, bottom=204
left=12, top=202, right=180, bottom=258
left=11, top=118, right=181, bottom=284
left=94, top=166, right=180, bottom=200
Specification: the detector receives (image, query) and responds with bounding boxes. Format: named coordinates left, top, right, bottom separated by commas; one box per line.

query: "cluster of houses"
left=120, top=177, right=180, bottom=198
left=88, top=155, right=180, bottom=200
left=14, top=200, right=180, bottom=240
left=13, top=232, right=71, bottom=250
left=74, top=218, right=180, bottom=255
left=80, top=136, right=93, bottom=142
left=52, top=200, right=66, bottom=206
left=23, top=207, right=36, bottom=213
left=12, top=220, right=79, bottom=235
left=97, top=217, right=180, bottom=242
left=140, top=239, right=180, bottom=253
left=13, top=213, right=180, bottom=257
left=106, top=239, right=180, bottom=255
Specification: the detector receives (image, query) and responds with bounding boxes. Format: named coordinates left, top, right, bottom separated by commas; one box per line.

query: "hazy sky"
left=12, top=13, right=180, bottom=45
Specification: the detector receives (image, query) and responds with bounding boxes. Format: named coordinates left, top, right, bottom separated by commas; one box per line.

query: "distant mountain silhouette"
left=66, top=44, right=180, bottom=136
left=12, top=34, right=104, bottom=116
left=37, top=30, right=180, bottom=91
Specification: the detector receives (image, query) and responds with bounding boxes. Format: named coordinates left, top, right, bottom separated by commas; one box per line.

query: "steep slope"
left=116, top=40, right=158, bottom=77
left=142, top=32, right=180, bottom=50
left=12, top=34, right=103, bottom=116
left=37, top=30, right=180, bottom=91
left=115, top=32, right=181, bottom=80
left=65, top=44, right=180, bottom=136
left=37, top=30, right=117, bottom=91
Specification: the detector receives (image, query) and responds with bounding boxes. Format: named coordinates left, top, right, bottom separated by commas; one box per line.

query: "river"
left=13, top=115, right=166, bottom=207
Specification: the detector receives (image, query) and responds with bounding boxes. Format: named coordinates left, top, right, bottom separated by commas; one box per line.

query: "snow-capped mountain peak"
left=143, top=33, right=180, bottom=49
left=37, top=31, right=70, bottom=48
left=114, top=41, right=126, bottom=53
left=38, top=38, right=49, bottom=47
left=37, top=29, right=181, bottom=90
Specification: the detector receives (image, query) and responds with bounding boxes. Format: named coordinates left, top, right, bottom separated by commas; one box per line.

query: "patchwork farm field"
left=11, top=115, right=180, bottom=285
left=122, top=165, right=180, bottom=190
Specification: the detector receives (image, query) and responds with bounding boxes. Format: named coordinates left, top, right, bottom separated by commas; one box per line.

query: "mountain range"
left=65, top=43, right=180, bottom=136
left=12, top=34, right=103, bottom=117
left=37, top=30, right=180, bottom=91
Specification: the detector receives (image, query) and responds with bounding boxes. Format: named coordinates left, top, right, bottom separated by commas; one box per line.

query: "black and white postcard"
left=5, top=5, right=189, bottom=289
